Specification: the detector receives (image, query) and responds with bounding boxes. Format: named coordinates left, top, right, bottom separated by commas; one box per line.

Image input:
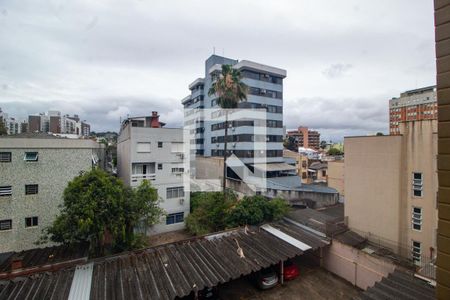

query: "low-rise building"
left=327, top=160, right=344, bottom=198
left=283, top=149, right=309, bottom=183
left=117, top=112, right=190, bottom=234
left=345, top=120, right=438, bottom=268
left=0, top=133, right=104, bottom=252
left=308, top=161, right=328, bottom=183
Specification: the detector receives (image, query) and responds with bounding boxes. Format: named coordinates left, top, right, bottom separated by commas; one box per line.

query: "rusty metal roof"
left=0, top=244, right=89, bottom=278
left=0, top=222, right=328, bottom=300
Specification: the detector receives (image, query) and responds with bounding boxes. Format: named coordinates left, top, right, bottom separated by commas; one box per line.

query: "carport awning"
left=252, top=162, right=296, bottom=172
left=0, top=221, right=330, bottom=300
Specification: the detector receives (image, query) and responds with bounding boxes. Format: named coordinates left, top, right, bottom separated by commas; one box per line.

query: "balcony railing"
left=131, top=173, right=156, bottom=184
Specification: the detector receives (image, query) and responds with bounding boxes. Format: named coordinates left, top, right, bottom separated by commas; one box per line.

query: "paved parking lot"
left=218, top=261, right=361, bottom=300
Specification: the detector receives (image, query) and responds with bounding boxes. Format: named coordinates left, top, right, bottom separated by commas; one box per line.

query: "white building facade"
left=117, top=113, right=190, bottom=235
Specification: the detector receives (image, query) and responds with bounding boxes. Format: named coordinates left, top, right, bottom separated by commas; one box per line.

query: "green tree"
left=0, top=121, right=7, bottom=135
left=40, top=169, right=163, bottom=256
left=208, top=65, right=248, bottom=192
left=320, top=140, right=327, bottom=150
left=186, top=191, right=237, bottom=235
left=226, top=196, right=289, bottom=227
left=186, top=192, right=290, bottom=235
left=376, top=132, right=384, bottom=136
left=328, top=147, right=343, bottom=156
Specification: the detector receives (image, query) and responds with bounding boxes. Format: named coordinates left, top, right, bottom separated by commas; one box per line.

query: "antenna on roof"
left=213, top=46, right=215, bottom=55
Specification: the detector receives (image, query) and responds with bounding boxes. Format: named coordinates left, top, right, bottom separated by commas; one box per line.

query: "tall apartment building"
left=182, top=54, right=286, bottom=167
left=435, top=1, right=450, bottom=297
left=27, top=111, right=91, bottom=137
left=0, top=133, right=104, bottom=252
left=117, top=112, right=190, bottom=234
left=0, top=108, right=21, bottom=135
left=287, top=126, right=321, bottom=150
left=389, top=86, right=437, bottom=135
left=344, top=120, right=438, bottom=269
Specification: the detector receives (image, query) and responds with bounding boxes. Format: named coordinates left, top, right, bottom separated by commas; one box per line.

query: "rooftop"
left=354, top=270, right=435, bottom=300
left=0, top=244, right=89, bottom=280
left=266, top=176, right=338, bottom=194
left=0, top=221, right=329, bottom=300
left=0, top=132, right=63, bottom=139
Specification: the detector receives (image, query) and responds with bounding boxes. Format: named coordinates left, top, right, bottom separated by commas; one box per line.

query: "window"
left=412, top=172, right=423, bottom=197
left=172, top=168, right=184, bottom=173
left=171, top=142, right=184, bottom=153
left=166, top=212, right=184, bottom=225
left=25, top=216, right=38, bottom=228
left=136, top=142, right=151, bottom=153
left=166, top=187, right=184, bottom=198
left=25, top=184, right=38, bottom=195
left=0, top=186, right=12, bottom=197
left=412, top=207, right=422, bottom=231
left=412, top=240, right=421, bottom=264
left=158, top=141, right=163, bottom=148
left=0, top=152, right=11, bottom=162
left=24, top=152, right=38, bottom=161
left=158, top=163, right=163, bottom=170
left=0, top=219, right=12, bottom=231
left=322, top=170, right=326, bottom=177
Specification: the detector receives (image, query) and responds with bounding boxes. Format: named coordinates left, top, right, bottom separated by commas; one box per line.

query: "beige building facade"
left=345, top=120, right=438, bottom=264
left=328, top=160, right=344, bottom=197
left=283, top=149, right=309, bottom=183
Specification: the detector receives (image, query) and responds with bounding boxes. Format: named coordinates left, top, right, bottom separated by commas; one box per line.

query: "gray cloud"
left=0, top=0, right=436, bottom=141
left=322, top=64, right=353, bottom=79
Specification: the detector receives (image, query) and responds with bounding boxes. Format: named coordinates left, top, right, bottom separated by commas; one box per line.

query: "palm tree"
left=208, top=64, right=248, bottom=192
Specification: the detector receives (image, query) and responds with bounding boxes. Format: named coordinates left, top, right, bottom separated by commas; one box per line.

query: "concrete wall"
left=401, top=120, right=438, bottom=255
left=323, top=240, right=396, bottom=290
left=345, top=120, right=438, bottom=259
left=0, top=139, right=100, bottom=252
left=328, top=161, right=345, bottom=197
left=345, top=135, right=403, bottom=246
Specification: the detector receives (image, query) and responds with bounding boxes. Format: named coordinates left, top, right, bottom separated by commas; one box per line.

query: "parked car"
left=254, top=267, right=279, bottom=290
left=279, top=259, right=300, bottom=281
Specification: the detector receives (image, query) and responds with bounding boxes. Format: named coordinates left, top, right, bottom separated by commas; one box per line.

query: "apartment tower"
left=389, top=86, right=437, bottom=135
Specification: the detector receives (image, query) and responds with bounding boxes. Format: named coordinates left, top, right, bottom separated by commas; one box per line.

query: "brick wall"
left=435, top=0, right=450, bottom=298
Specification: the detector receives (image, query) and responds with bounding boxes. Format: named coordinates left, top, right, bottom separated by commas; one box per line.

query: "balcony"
left=131, top=173, right=156, bottom=184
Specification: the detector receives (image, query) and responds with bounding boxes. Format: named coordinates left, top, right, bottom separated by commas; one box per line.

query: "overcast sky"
left=0, top=0, right=436, bottom=141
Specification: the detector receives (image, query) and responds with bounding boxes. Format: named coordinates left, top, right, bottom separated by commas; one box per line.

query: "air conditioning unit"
left=232, top=143, right=236, bottom=148
left=179, top=198, right=184, bottom=205
left=216, top=143, right=220, bottom=147
left=231, top=127, right=235, bottom=131
left=260, top=89, right=267, bottom=94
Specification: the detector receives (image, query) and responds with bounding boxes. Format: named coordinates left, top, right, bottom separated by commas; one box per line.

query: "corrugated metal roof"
left=265, top=176, right=338, bottom=194
left=252, top=163, right=297, bottom=172
left=0, top=222, right=328, bottom=300
left=354, top=270, right=435, bottom=300
left=68, top=263, right=93, bottom=300
left=261, top=224, right=312, bottom=251
left=0, top=268, right=75, bottom=300
left=0, top=244, right=89, bottom=278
